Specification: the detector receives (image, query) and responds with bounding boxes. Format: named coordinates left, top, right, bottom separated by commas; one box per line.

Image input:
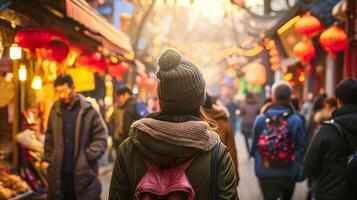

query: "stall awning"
left=66, top=0, right=132, bottom=54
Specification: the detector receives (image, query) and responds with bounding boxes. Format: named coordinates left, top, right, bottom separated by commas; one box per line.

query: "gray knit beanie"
left=156, top=48, right=206, bottom=114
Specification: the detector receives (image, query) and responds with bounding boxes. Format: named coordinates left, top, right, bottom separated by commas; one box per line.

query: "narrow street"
left=0, top=1, right=354, bottom=200
left=99, top=130, right=308, bottom=200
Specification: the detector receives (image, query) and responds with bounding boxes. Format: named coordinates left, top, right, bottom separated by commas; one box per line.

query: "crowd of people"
left=41, top=48, right=357, bottom=200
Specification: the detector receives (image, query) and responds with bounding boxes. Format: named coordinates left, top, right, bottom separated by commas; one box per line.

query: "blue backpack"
left=136, top=102, right=149, bottom=118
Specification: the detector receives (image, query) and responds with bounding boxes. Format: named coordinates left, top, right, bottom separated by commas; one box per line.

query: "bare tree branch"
left=133, top=0, right=157, bottom=59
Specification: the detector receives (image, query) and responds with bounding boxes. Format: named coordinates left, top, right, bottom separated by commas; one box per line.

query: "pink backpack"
left=134, top=155, right=197, bottom=200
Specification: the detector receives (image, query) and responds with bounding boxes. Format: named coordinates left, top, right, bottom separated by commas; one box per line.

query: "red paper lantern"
left=295, top=13, right=322, bottom=36
left=319, top=25, right=348, bottom=57
left=271, top=64, right=279, bottom=71
left=269, top=49, right=279, bottom=57
left=15, top=28, right=69, bottom=53
left=243, top=63, right=267, bottom=86
left=269, top=56, right=280, bottom=65
left=40, top=40, right=69, bottom=62
left=108, top=62, right=128, bottom=81
left=76, top=52, right=107, bottom=71
left=293, top=41, right=316, bottom=63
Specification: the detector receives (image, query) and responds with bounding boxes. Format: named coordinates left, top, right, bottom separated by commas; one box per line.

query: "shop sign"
left=66, top=67, right=95, bottom=92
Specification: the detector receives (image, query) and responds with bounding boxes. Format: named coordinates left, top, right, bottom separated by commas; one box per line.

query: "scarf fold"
left=131, top=118, right=220, bottom=151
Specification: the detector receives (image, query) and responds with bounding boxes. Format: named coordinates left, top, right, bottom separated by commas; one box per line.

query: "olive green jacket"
left=109, top=118, right=239, bottom=199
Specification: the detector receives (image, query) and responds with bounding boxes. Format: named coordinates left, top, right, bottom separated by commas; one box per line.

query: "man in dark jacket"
left=43, top=74, right=108, bottom=200
left=108, top=86, right=141, bottom=148
left=304, top=79, right=357, bottom=200
left=251, top=81, right=306, bottom=200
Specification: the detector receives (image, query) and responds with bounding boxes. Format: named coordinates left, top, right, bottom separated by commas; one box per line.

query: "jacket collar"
left=54, top=94, right=92, bottom=115
left=333, top=105, right=357, bottom=118
left=118, top=97, right=135, bottom=109
left=260, top=101, right=295, bottom=114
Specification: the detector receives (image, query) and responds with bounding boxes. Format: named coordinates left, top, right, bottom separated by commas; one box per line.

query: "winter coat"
left=44, top=94, right=108, bottom=200
left=240, top=99, right=260, bottom=135
left=109, top=97, right=140, bottom=145
left=303, top=105, right=357, bottom=200
left=250, top=103, right=306, bottom=178
left=203, top=105, right=239, bottom=182
left=109, top=117, right=239, bottom=199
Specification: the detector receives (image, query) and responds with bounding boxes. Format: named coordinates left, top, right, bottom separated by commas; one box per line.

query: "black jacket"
left=109, top=97, right=140, bottom=145
left=303, top=105, right=357, bottom=200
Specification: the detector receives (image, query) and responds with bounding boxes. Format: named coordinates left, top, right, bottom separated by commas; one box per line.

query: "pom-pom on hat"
left=156, top=48, right=206, bottom=114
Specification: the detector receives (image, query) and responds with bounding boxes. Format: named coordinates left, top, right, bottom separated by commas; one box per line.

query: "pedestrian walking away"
left=43, top=74, right=108, bottom=200
left=250, top=81, right=307, bottom=200
left=239, top=91, right=260, bottom=154
left=107, top=86, right=148, bottom=149
left=304, top=78, right=357, bottom=200
left=109, top=48, right=239, bottom=199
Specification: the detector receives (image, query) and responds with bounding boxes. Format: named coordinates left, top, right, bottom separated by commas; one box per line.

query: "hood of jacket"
left=333, top=105, right=357, bottom=136
left=129, top=118, right=220, bottom=162
left=203, top=105, right=229, bottom=120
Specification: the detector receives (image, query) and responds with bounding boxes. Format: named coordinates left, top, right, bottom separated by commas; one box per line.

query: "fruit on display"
left=0, top=173, right=30, bottom=199
left=0, top=182, right=16, bottom=200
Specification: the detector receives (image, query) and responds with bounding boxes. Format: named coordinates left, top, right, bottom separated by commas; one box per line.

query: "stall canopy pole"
left=12, top=60, right=19, bottom=168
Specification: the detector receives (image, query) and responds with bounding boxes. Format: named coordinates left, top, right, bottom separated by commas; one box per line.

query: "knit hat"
left=156, top=48, right=206, bottom=114
left=335, top=78, right=357, bottom=105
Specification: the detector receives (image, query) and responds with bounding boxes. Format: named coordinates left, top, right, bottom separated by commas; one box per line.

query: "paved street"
left=235, top=132, right=308, bottom=200
left=99, top=131, right=308, bottom=200
left=100, top=164, right=113, bottom=200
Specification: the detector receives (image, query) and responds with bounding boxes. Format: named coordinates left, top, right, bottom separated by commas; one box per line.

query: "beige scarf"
left=131, top=118, right=220, bottom=151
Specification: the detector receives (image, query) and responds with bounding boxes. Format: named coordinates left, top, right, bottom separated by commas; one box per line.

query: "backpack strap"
left=211, top=142, right=220, bottom=200
left=322, top=120, right=351, bottom=153
left=264, top=110, right=293, bottom=123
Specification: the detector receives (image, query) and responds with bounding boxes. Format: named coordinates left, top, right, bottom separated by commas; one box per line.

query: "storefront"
left=0, top=0, right=133, bottom=198
left=266, top=0, right=349, bottom=100
left=345, top=0, right=357, bottom=77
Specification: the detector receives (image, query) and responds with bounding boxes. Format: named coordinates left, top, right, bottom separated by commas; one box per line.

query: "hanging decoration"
left=39, top=40, right=69, bottom=62
left=15, top=28, right=70, bottom=56
left=293, top=41, right=316, bottom=63
left=295, top=13, right=322, bottom=37
left=269, top=56, right=280, bottom=65
left=265, top=38, right=281, bottom=71
left=319, top=25, right=348, bottom=58
left=108, top=62, right=129, bottom=81
left=136, top=74, right=148, bottom=88
left=76, top=52, right=107, bottom=72
left=241, top=63, right=267, bottom=86
left=269, top=49, right=279, bottom=57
